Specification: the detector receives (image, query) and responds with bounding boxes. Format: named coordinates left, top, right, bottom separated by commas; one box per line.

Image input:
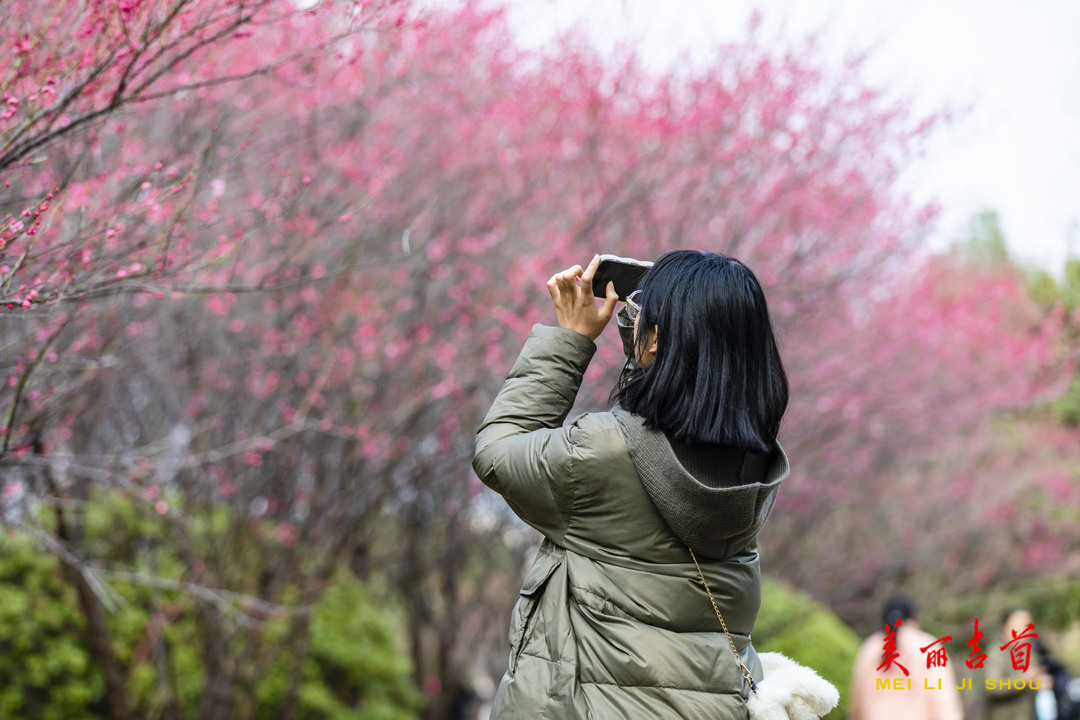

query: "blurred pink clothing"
left=849, top=623, right=964, bottom=720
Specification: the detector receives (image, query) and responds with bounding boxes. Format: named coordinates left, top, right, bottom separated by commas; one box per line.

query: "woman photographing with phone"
left=472, top=250, right=792, bottom=718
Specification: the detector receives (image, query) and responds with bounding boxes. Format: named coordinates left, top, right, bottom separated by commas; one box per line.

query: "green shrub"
left=255, top=570, right=424, bottom=720
left=0, top=510, right=422, bottom=720
left=0, top=534, right=105, bottom=719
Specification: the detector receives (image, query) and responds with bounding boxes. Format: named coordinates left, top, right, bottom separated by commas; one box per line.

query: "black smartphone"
left=591, top=254, right=653, bottom=300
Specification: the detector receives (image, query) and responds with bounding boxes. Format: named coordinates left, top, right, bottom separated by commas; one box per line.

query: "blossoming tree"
left=2, top=0, right=1076, bottom=716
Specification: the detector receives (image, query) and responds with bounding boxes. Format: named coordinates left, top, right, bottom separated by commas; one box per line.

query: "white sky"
left=502, top=0, right=1080, bottom=273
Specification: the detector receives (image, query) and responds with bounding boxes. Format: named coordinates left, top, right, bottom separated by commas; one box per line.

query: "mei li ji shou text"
left=876, top=617, right=1046, bottom=691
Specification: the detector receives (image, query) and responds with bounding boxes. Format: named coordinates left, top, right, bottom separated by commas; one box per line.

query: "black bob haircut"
left=611, top=250, right=788, bottom=454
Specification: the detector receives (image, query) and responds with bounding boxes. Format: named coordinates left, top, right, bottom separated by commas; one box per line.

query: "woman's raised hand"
left=547, top=254, right=618, bottom=341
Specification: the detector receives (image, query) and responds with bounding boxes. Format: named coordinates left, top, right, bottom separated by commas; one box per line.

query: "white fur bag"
left=745, top=652, right=840, bottom=720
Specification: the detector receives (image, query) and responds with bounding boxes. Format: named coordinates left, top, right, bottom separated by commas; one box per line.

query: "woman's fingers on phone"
left=549, top=265, right=576, bottom=284
left=559, top=268, right=582, bottom=295
left=579, top=255, right=600, bottom=299
left=546, top=274, right=560, bottom=301
left=598, top=281, right=618, bottom=320
left=545, top=257, right=617, bottom=340
left=581, top=254, right=600, bottom=281
left=549, top=260, right=600, bottom=306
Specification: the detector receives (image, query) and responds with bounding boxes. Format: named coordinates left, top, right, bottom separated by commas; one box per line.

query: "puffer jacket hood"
left=612, top=406, right=789, bottom=561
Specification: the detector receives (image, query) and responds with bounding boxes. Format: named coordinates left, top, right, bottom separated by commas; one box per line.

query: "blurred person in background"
left=849, top=594, right=964, bottom=720
left=473, top=251, right=790, bottom=718
left=1039, top=639, right=1080, bottom=720
left=1036, top=636, right=1080, bottom=720
left=985, top=608, right=1043, bottom=720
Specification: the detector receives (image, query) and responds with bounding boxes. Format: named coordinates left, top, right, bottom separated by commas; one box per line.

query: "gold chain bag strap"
left=689, top=547, right=758, bottom=694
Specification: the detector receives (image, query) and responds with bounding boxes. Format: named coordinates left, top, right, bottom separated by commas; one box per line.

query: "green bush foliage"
left=256, top=571, right=424, bottom=720
left=0, top=508, right=422, bottom=719
left=755, top=575, right=862, bottom=719
left=0, top=534, right=105, bottom=720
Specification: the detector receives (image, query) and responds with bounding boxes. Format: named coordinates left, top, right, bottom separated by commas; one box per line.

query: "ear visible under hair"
left=635, top=325, right=658, bottom=368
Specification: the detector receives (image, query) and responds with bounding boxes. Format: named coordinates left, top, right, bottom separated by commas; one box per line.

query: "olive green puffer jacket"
left=473, top=325, right=789, bottom=719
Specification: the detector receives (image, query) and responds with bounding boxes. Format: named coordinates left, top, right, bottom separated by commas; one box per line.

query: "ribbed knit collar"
left=612, top=406, right=789, bottom=561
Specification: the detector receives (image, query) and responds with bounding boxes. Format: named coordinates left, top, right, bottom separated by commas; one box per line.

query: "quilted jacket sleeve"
left=472, top=324, right=597, bottom=543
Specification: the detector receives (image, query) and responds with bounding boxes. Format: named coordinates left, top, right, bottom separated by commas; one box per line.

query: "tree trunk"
left=52, top=501, right=133, bottom=720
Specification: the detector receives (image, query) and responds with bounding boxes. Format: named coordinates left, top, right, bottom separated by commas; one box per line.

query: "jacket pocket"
left=508, top=545, right=563, bottom=675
